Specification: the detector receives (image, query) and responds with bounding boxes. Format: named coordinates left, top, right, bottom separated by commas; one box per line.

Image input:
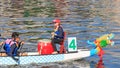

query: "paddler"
left=51, top=19, right=65, bottom=54
left=1, top=32, right=24, bottom=56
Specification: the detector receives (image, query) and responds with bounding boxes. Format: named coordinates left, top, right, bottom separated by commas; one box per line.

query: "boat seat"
left=59, top=32, right=66, bottom=54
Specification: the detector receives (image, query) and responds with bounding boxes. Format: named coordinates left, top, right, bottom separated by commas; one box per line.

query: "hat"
left=53, top=19, right=61, bottom=23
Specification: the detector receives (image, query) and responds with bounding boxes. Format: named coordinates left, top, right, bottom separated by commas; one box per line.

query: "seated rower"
left=2, top=32, right=24, bottom=56
left=51, top=19, right=66, bottom=54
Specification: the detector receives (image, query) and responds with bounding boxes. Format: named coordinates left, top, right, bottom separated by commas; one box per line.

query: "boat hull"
left=0, top=49, right=90, bottom=65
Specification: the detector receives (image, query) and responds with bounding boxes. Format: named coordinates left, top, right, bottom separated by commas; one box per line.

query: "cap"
left=53, top=19, right=61, bottom=23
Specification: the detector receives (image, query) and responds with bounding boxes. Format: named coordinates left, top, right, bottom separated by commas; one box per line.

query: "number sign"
left=68, top=37, right=77, bottom=52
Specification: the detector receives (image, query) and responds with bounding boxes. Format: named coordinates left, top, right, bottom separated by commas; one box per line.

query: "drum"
left=37, top=39, right=54, bottom=55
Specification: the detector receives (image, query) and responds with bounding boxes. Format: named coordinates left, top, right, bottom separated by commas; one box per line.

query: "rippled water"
left=0, top=0, right=120, bottom=68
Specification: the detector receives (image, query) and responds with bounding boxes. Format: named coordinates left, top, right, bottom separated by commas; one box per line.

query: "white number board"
left=68, top=37, right=77, bottom=52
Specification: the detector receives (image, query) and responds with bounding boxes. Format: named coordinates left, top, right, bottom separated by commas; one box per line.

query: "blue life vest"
left=3, top=39, right=18, bottom=56
left=54, top=26, right=64, bottom=39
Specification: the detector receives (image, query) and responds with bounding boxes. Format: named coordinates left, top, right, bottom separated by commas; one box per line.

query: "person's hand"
left=0, top=42, right=4, bottom=46
left=20, top=41, right=24, bottom=45
left=51, top=32, right=54, bottom=35
left=51, top=32, right=55, bottom=38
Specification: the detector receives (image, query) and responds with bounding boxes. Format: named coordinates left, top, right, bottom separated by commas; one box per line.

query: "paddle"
left=0, top=35, right=4, bottom=55
left=17, top=43, right=24, bottom=65
left=0, top=38, right=6, bottom=40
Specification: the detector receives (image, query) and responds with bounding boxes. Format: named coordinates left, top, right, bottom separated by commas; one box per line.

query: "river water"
left=0, top=0, right=120, bottom=68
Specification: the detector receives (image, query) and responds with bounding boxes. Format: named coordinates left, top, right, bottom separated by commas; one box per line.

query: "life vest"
left=3, top=39, right=16, bottom=55
left=54, top=26, right=64, bottom=39
left=5, top=39, right=15, bottom=46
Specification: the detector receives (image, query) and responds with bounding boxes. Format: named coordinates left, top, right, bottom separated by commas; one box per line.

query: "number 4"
left=68, top=37, right=77, bottom=52
left=69, top=39, right=76, bottom=50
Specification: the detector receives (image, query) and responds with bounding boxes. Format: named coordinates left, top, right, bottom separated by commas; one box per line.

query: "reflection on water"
left=24, top=0, right=56, bottom=17
left=96, top=60, right=104, bottom=68
left=90, top=60, right=105, bottom=68
left=0, top=0, right=68, bottom=17
left=0, top=59, right=105, bottom=68
left=0, top=59, right=91, bottom=68
left=0, top=0, right=120, bottom=68
left=0, top=0, right=120, bottom=19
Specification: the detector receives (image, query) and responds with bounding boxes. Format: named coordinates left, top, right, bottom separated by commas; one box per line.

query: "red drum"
left=37, top=39, right=54, bottom=55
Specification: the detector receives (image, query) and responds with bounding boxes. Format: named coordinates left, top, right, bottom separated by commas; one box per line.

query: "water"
left=0, top=0, right=120, bottom=68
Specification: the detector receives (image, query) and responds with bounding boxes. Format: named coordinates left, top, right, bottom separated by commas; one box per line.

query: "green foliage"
left=24, top=10, right=30, bottom=17
left=24, top=0, right=56, bottom=17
